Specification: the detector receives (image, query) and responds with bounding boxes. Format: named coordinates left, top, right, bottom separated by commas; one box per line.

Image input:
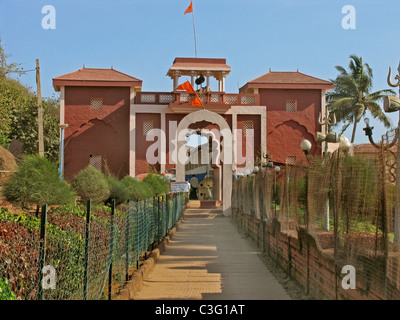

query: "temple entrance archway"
left=176, top=109, right=232, bottom=216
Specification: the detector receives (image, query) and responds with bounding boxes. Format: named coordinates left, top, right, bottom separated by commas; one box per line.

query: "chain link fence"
left=0, top=193, right=186, bottom=300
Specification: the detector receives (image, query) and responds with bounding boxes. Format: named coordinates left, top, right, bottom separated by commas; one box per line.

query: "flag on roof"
left=176, top=80, right=203, bottom=107
left=184, top=1, right=193, bottom=14
left=176, top=80, right=196, bottom=93
left=191, top=96, right=203, bottom=107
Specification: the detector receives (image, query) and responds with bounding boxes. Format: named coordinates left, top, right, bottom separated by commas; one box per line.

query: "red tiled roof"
left=354, top=143, right=398, bottom=154
left=167, top=58, right=232, bottom=79
left=241, top=71, right=334, bottom=90
left=53, top=67, right=142, bottom=91
left=169, top=57, right=231, bottom=71
left=54, top=67, right=141, bottom=81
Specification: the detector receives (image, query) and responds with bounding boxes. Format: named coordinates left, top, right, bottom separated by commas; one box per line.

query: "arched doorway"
left=176, top=110, right=232, bottom=216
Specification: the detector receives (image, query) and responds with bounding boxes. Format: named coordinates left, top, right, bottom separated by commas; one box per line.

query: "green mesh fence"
left=0, top=193, right=186, bottom=300
left=232, top=146, right=400, bottom=300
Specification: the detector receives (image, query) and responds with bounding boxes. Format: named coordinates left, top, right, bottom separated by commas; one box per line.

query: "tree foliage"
left=326, top=55, right=395, bottom=143
left=0, top=42, right=60, bottom=161
left=0, top=40, right=24, bottom=78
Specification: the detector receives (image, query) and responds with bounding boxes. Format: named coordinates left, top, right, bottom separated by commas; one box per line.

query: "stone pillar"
left=173, top=72, right=181, bottom=91
left=221, top=76, right=226, bottom=92
left=191, top=71, right=195, bottom=88
left=212, top=165, right=222, bottom=201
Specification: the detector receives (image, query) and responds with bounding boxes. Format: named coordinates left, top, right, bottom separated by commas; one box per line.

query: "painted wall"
left=259, top=88, right=322, bottom=165
left=135, top=113, right=161, bottom=175
left=63, top=86, right=130, bottom=181
left=236, top=114, right=261, bottom=169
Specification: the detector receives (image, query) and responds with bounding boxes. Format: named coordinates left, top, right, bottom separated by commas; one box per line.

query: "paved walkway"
left=131, top=208, right=291, bottom=300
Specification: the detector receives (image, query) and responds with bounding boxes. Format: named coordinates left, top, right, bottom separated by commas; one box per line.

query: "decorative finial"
left=318, top=107, right=337, bottom=128
left=387, top=64, right=400, bottom=88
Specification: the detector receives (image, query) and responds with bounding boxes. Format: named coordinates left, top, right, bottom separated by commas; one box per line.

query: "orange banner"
left=191, top=96, right=202, bottom=107
left=184, top=1, right=193, bottom=14
left=176, top=81, right=203, bottom=107
left=176, top=80, right=196, bottom=93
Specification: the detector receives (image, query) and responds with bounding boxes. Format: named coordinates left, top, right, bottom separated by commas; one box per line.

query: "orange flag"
left=176, top=80, right=196, bottom=93
left=176, top=81, right=203, bottom=107
left=191, top=96, right=203, bottom=107
left=184, top=1, right=193, bottom=14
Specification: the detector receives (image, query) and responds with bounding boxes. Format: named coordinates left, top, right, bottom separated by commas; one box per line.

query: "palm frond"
left=368, top=88, right=397, bottom=100
left=334, top=65, right=349, bottom=77
left=366, top=101, right=392, bottom=128
left=328, top=55, right=392, bottom=143
left=339, top=121, right=352, bottom=135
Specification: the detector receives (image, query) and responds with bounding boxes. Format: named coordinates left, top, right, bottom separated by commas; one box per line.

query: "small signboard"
left=170, top=181, right=190, bottom=193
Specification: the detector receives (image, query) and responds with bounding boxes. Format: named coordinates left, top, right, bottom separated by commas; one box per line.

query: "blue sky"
left=1, top=0, right=400, bottom=144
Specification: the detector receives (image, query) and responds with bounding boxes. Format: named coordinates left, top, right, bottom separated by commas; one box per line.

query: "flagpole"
left=192, top=2, right=198, bottom=58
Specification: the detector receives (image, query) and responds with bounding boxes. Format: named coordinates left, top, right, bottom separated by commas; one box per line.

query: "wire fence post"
left=125, top=199, right=130, bottom=283
left=136, top=199, right=140, bottom=270
left=162, top=195, right=166, bottom=237
left=163, top=195, right=168, bottom=235
left=143, top=199, right=149, bottom=260
left=174, top=193, right=178, bottom=221
left=152, top=197, right=157, bottom=250
left=83, top=199, right=91, bottom=300
left=166, top=194, right=171, bottom=234
left=108, top=199, right=115, bottom=301
left=37, top=204, right=47, bottom=301
left=157, top=196, right=161, bottom=244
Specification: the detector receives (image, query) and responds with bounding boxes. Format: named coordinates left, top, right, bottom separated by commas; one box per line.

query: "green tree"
left=0, top=43, right=60, bottom=160
left=0, top=40, right=24, bottom=78
left=7, top=94, right=60, bottom=161
left=326, top=55, right=395, bottom=143
left=0, top=77, right=25, bottom=146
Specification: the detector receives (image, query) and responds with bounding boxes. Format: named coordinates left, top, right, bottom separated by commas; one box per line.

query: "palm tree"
left=326, top=55, right=396, bottom=143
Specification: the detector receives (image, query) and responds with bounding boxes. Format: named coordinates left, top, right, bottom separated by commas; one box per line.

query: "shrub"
left=121, top=176, right=153, bottom=201
left=0, top=208, right=84, bottom=300
left=106, top=177, right=129, bottom=205
left=142, top=173, right=170, bottom=196
left=71, top=165, right=110, bottom=204
left=3, top=154, right=75, bottom=208
left=0, top=277, right=16, bottom=300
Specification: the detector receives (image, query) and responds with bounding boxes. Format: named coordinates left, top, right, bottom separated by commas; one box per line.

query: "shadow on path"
left=131, top=208, right=297, bottom=300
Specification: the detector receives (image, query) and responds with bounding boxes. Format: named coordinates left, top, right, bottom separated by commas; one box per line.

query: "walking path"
left=131, top=208, right=291, bottom=300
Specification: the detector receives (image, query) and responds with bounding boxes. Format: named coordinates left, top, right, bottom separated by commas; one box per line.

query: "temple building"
left=53, top=57, right=333, bottom=215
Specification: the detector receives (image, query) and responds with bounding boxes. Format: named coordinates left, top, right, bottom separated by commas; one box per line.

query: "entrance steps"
left=186, top=200, right=222, bottom=209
